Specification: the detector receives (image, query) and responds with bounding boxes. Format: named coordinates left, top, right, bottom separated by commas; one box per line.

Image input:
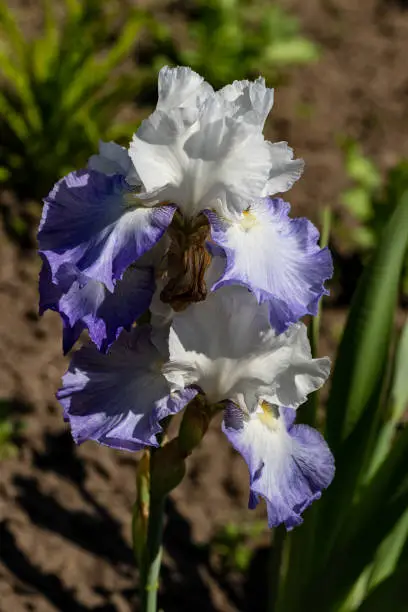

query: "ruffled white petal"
left=163, top=285, right=329, bottom=406
left=157, top=65, right=214, bottom=112
left=217, top=77, right=274, bottom=128
left=130, top=95, right=272, bottom=217
left=259, top=323, right=330, bottom=408
left=263, top=142, right=305, bottom=196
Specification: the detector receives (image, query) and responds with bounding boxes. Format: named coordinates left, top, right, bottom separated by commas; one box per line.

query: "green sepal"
left=150, top=439, right=186, bottom=500
left=178, top=394, right=212, bottom=455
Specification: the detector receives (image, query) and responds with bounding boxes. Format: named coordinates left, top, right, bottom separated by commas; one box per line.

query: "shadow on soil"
left=2, top=429, right=269, bottom=611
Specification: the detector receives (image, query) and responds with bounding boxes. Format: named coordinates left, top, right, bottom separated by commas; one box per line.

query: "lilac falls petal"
left=57, top=326, right=197, bottom=451
left=39, top=258, right=155, bottom=354
left=222, top=404, right=335, bottom=529
left=38, top=169, right=175, bottom=291
left=206, top=198, right=333, bottom=333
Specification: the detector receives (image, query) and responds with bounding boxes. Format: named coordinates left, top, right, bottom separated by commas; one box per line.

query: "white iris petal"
left=129, top=66, right=303, bottom=218
left=162, top=285, right=330, bottom=408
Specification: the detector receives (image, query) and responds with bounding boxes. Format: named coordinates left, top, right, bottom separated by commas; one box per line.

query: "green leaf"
left=313, top=194, right=408, bottom=584
left=0, top=92, right=28, bottom=141
left=0, top=1, right=26, bottom=64
left=357, top=567, right=408, bottom=612
left=345, top=142, right=381, bottom=190
left=63, top=0, right=82, bottom=20
left=366, top=509, right=408, bottom=591
left=0, top=50, right=41, bottom=131
left=391, top=321, right=408, bottom=422
left=62, top=13, right=146, bottom=114
left=366, top=321, right=408, bottom=480
left=307, top=427, right=408, bottom=610
left=350, top=226, right=376, bottom=250
left=0, top=166, right=11, bottom=181
left=341, top=187, right=373, bottom=221
left=32, top=0, right=59, bottom=82
left=265, top=37, right=320, bottom=65
left=326, top=193, right=408, bottom=451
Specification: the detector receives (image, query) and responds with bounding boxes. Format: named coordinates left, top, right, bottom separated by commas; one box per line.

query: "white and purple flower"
left=38, top=66, right=330, bottom=350
left=164, top=285, right=334, bottom=528
left=58, top=284, right=334, bottom=527
left=40, top=65, right=336, bottom=529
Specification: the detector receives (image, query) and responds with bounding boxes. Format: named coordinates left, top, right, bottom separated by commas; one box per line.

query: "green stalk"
left=268, top=526, right=288, bottom=611
left=141, top=492, right=165, bottom=612
left=134, top=426, right=170, bottom=612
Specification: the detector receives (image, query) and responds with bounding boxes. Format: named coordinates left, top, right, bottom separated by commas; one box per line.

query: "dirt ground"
left=1, top=1, right=408, bottom=611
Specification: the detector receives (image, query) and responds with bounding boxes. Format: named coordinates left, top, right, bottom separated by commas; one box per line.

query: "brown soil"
left=1, top=1, right=408, bottom=611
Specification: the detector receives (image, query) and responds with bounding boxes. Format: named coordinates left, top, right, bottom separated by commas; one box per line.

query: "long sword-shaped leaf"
left=0, top=1, right=26, bottom=63
left=391, top=321, right=408, bottom=421
left=62, top=13, right=147, bottom=114
left=315, top=196, right=407, bottom=565
left=366, top=320, right=408, bottom=479
left=307, top=421, right=408, bottom=610
left=366, top=509, right=408, bottom=591
left=356, top=566, right=408, bottom=612
left=326, top=194, right=408, bottom=451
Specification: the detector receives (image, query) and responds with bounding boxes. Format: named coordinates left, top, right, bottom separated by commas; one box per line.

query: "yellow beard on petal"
left=258, top=400, right=280, bottom=431
left=240, top=209, right=259, bottom=231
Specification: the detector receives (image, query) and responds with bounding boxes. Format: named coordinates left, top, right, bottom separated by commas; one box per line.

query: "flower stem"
left=141, top=491, right=165, bottom=612
left=268, top=525, right=287, bottom=611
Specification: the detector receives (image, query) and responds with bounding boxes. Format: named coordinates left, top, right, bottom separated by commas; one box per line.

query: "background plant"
left=332, top=139, right=408, bottom=302
left=268, top=191, right=408, bottom=612
left=0, top=0, right=160, bottom=239
left=0, top=0, right=320, bottom=246
left=164, top=0, right=320, bottom=89
left=0, top=399, right=24, bottom=460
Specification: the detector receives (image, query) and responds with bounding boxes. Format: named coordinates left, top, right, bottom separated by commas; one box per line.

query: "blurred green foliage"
left=0, top=0, right=319, bottom=245
left=339, top=138, right=382, bottom=250
left=0, top=0, right=155, bottom=202
left=210, top=519, right=265, bottom=572
left=171, top=0, right=320, bottom=89
left=269, top=194, right=408, bottom=612
left=336, top=139, right=408, bottom=296
left=0, top=400, right=23, bottom=460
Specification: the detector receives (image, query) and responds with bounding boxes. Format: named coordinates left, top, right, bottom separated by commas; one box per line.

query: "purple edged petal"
left=206, top=198, right=333, bottom=333
left=222, top=403, right=335, bottom=530
left=38, top=169, right=175, bottom=291
left=57, top=326, right=197, bottom=451
left=39, top=258, right=155, bottom=354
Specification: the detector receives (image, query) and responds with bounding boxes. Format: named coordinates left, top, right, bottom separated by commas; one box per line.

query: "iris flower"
left=38, top=67, right=330, bottom=351
left=59, top=285, right=334, bottom=528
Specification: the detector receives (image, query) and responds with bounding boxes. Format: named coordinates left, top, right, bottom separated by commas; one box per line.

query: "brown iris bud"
left=160, top=211, right=212, bottom=311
